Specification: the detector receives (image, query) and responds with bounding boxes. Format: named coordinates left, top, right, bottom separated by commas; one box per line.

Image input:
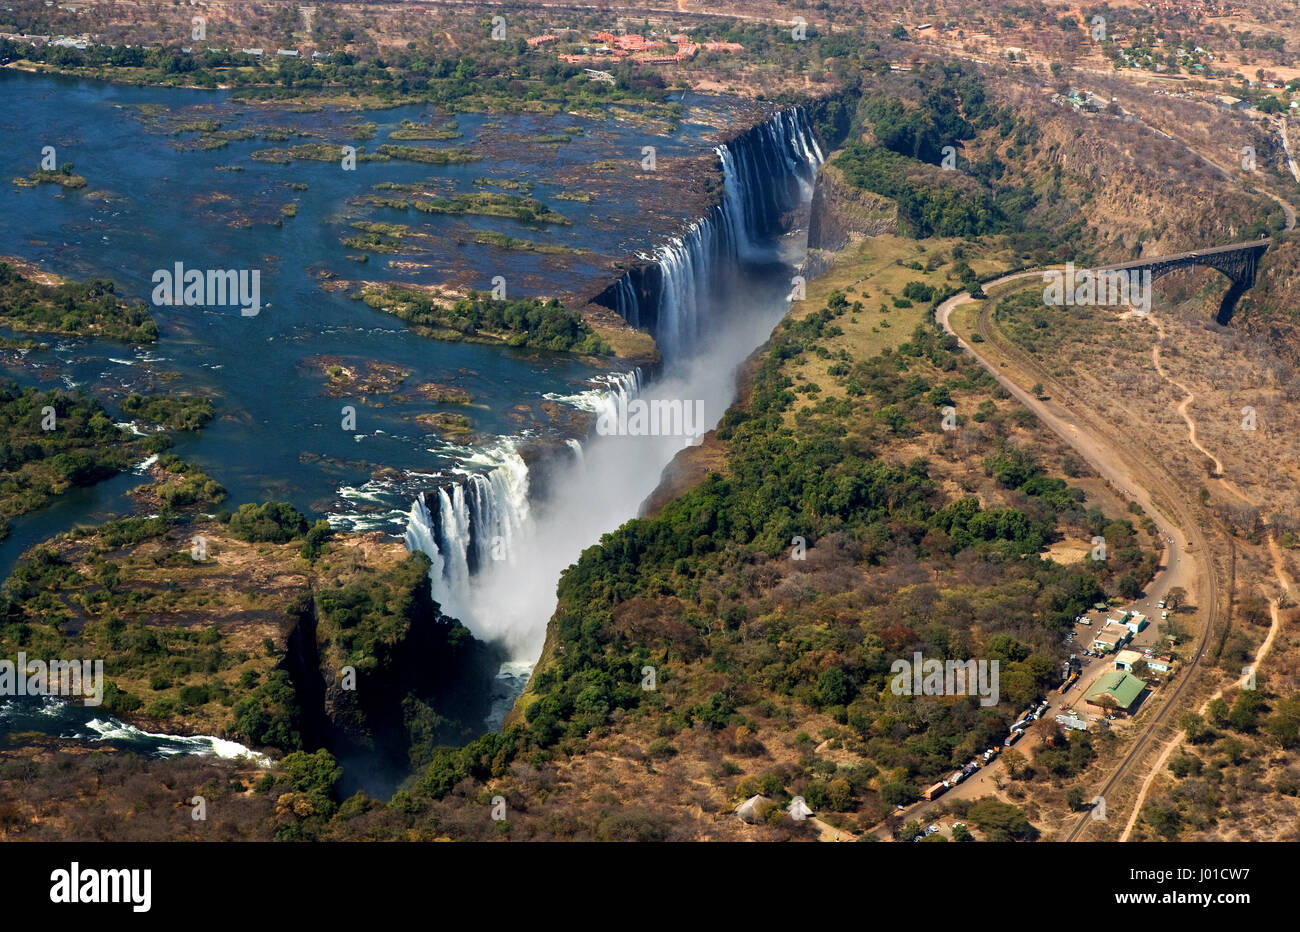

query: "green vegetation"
left=0, top=383, right=136, bottom=540
left=831, top=65, right=1071, bottom=257
left=836, top=143, right=1014, bottom=239
left=0, top=263, right=157, bottom=342
left=0, top=36, right=684, bottom=125
left=374, top=144, right=480, bottom=165
left=466, top=230, right=585, bottom=256
left=251, top=143, right=388, bottom=164
left=363, top=288, right=610, bottom=355
left=12, top=164, right=87, bottom=189
left=473, top=177, right=533, bottom=193
left=1135, top=688, right=1300, bottom=839
left=135, top=454, right=226, bottom=512
left=119, top=393, right=214, bottom=431
left=368, top=189, right=567, bottom=225
left=388, top=119, right=462, bottom=141
left=226, top=501, right=311, bottom=544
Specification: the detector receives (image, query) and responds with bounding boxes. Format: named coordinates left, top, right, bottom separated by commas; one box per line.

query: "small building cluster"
left=1089, top=611, right=1147, bottom=654
left=551, top=29, right=743, bottom=67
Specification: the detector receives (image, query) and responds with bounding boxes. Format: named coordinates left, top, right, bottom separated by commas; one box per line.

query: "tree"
left=880, top=780, right=913, bottom=807
left=1031, top=382, right=1044, bottom=399
left=1161, top=616, right=1188, bottom=645
left=279, top=749, right=342, bottom=818
left=817, top=668, right=855, bottom=707
left=951, top=822, right=974, bottom=842
left=1240, top=596, right=1270, bottom=627
left=1001, top=747, right=1030, bottom=780
left=228, top=501, right=309, bottom=543
left=1263, top=697, right=1300, bottom=749
left=968, top=798, right=1036, bottom=841
left=1066, top=786, right=1086, bottom=810
left=1142, top=800, right=1182, bottom=840
left=1165, top=586, right=1187, bottom=611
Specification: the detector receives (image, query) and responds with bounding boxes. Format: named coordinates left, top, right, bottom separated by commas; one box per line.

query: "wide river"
left=0, top=70, right=821, bottom=762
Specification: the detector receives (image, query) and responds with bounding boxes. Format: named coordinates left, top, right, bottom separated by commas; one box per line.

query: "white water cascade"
left=404, top=106, right=825, bottom=665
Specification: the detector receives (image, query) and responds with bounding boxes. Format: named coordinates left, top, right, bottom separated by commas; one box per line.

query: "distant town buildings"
left=542, top=28, right=742, bottom=67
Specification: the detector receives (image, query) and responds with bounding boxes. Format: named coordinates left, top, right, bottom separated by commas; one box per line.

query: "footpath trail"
left=1117, top=317, right=1294, bottom=839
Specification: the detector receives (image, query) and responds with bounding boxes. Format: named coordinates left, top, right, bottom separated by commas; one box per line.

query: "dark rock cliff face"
left=804, top=161, right=899, bottom=277
left=279, top=570, right=499, bottom=793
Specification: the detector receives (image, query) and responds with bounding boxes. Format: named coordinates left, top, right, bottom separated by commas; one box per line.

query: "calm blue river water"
left=0, top=70, right=731, bottom=575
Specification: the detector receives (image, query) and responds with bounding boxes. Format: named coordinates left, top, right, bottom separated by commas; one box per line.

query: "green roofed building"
left=1084, top=670, right=1147, bottom=715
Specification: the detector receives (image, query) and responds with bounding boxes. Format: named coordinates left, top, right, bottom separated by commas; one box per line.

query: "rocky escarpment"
left=1236, top=235, right=1300, bottom=364
left=0, top=518, right=498, bottom=785
left=804, top=160, right=899, bottom=277
left=310, top=548, right=499, bottom=784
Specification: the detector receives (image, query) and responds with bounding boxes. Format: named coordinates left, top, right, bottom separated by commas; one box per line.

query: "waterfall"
left=605, top=106, right=824, bottom=362
left=403, top=442, right=531, bottom=626
left=403, top=106, right=823, bottom=662
left=614, top=275, right=639, bottom=328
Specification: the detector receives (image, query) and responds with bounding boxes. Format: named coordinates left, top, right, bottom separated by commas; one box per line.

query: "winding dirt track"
left=936, top=277, right=1223, bottom=842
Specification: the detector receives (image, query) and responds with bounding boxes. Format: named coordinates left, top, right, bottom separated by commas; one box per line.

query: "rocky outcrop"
left=807, top=160, right=899, bottom=252
left=803, top=161, right=898, bottom=278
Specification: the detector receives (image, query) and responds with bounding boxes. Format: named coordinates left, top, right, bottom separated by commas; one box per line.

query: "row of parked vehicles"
left=923, top=756, right=986, bottom=800
left=920, top=699, right=1053, bottom=803
left=1007, top=698, right=1050, bottom=738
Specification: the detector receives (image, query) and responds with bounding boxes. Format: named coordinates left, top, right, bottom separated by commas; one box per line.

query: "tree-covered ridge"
left=831, top=64, right=1066, bottom=249
left=364, top=287, right=612, bottom=355
left=0, top=262, right=157, bottom=343
left=0, top=506, right=493, bottom=771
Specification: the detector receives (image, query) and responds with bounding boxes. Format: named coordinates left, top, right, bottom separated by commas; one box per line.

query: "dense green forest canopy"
left=0, top=263, right=157, bottom=342
left=366, top=287, right=612, bottom=355
left=408, top=292, right=1155, bottom=812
